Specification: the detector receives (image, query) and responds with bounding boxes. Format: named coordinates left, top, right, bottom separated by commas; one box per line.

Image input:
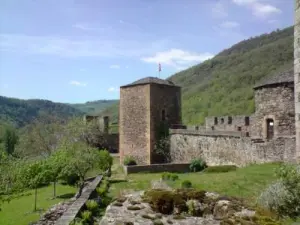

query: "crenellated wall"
left=169, top=129, right=296, bottom=166
left=205, top=115, right=251, bottom=134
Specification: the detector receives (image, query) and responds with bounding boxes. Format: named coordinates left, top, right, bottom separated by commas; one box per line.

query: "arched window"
left=214, top=117, right=218, bottom=125
left=245, top=116, right=250, bottom=126
left=221, top=118, right=224, bottom=124
left=228, top=116, right=232, bottom=125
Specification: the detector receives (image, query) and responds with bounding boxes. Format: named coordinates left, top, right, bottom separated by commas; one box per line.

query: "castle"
left=89, top=2, right=300, bottom=166
left=118, top=68, right=296, bottom=166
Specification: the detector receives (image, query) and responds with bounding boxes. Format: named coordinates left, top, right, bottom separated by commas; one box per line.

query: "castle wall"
left=252, top=85, right=295, bottom=139
left=169, top=130, right=296, bottom=166
left=119, top=84, right=151, bottom=165
left=205, top=115, right=251, bottom=134
left=295, top=0, right=300, bottom=161
left=149, top=84, right=181, bottom=163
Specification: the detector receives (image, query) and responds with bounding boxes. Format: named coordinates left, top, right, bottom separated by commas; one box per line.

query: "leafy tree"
left=2, top=126, right=18, bottom=155
left=20, top=160, right=51, bottom=211
left=60, top=142, right=100, bottom=197
left=16, top=118, right=63, bottom=157
left=46, top=150, right=68, bottom=198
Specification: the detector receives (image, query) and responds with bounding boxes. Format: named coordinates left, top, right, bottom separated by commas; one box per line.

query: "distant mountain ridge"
left=0, top=96, right=117, bottom=127
left=100, top=26, right=294, bottom=125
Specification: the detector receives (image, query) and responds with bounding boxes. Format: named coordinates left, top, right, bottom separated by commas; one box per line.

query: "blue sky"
left=0, top=0, right=294, bottom=103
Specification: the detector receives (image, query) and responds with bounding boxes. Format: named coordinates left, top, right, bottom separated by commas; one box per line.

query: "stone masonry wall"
left=119, top=85, right=151, bottom=165
left=169, top=131, right=296, bottom=166
left=205, top=115, right=251, bottom=133
left=149, top=84, right=181, bottom=163
left=295, top=0, right=300, bottom=161
left=251, top=85, right=295, bottom=139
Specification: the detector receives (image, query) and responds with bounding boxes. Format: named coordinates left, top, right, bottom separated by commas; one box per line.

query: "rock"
left=234, top=208, right=256, bottom=218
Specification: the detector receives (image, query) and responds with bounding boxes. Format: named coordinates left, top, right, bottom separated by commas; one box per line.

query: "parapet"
left=169, top=129, right=243, bottom=138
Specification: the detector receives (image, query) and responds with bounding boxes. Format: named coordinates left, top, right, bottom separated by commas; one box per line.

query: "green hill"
left=70, top=100, right=118, bottom=115
left=0, top=97, right=118, bottom=127
left=101, top=26, right=294, bottom=125
left=0, top=96, right=83, bottom=127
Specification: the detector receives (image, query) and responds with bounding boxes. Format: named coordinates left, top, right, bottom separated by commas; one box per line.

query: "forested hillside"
left=101, top=26, right=294, bottom=125
left=0, top=96, right=83, bottom=127
left=70, top=100, right=118, bottom=115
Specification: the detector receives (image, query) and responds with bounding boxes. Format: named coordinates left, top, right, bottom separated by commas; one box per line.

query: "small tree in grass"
left=60, top=141, right=100, bottom=198
left=46, top=150, right=68, bottom=198
left=21, top=160, right=51, bottom=211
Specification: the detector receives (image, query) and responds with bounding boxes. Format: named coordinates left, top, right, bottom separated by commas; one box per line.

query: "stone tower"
left=295, top=0, right=300, bottom=161
left=119, top=77, right=182, bottom=165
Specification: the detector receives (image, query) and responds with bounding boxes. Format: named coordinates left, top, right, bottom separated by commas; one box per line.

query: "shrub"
left=189, top=158, right=207, bottom=172
left=81, top=210, right=92, bottom=223
left=203, top=165, right=237, bottom=173
left=181, top=180, right=192, bottom=188
left=161, top=172, right=179, bottom=181
left=258, top=164, right=300, bottom=219
left=143, top=189, right=185, bottom=214
left=85, top=200, right=98, bottom=215
left=124, top=156, right=137, bottom=166
left=96, top=186, right=107, bottom=197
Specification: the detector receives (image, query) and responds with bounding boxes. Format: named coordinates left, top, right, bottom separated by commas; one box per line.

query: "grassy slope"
left=109, top=163, right=280, bottom=203
left=100, top=26, right=294, bottom=125
left=0, top=184, right=76, bottom=225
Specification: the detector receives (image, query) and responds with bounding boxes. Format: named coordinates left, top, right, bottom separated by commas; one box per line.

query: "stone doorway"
left=266, top=118, right=274, bottom=139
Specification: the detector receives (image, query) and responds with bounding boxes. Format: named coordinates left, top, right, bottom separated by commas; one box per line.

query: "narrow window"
left=237, top=126, right=242, bottom=131
left=214, top=117, right=218, bottom=125
left=245, top=116, right=250, bottom=126
left=161, top=109, right=166, bottom=121
left=221, top=118, right=224, bottom=124
left=211, top=126, right=214, bottom=130
left=245, top=132, right=249, bottom=137
left=228, top=116, right=232, bottom=125
left=266, top=119, right=274, bottom=139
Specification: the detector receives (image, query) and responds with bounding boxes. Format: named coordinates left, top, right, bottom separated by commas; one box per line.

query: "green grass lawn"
left=0, top=183, right=76, bottom=225
left=109, top=163, right=280, bottom=204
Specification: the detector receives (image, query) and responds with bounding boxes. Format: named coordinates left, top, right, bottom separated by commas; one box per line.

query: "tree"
left=2, top=126, right=18, bottom=156
left=16, top=118, right=63, bottom=158
left=46, top=150, right=68, bottom=198
left=60, top=141, right=99, bottom=198
left=21, top=160, right=50, bottom=211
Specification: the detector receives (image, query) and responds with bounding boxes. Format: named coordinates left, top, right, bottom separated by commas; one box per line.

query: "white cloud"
left=220, top=21, right=240, bottom=29
left=125, top=66, right=129, bottom=69
left=232, top=0, right=281, bottom=18
left=69, top=80, right=87, bottom=87
left=108, top=87, right=118, bottom=92
left=110, top=64, right=120, bottom=69
left=141, top=49, right=214, bottom=69
left=211, top=2, right=228, bottom=18
left=72, top=23, right=98, bottom=31
left=0, top=34, right=170, bottom=59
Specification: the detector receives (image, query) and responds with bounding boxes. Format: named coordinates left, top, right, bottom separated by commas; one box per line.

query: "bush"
left=124, top=156, right=137, bottom=166
left=181, top=180, right=192, bottom=188
left=161, top=172, right=179, bottom=181
left=189, top=158, right=207, bottom=172
left=86, top=200, right=98, bottom=215
left=143, top=189, right=186, bottom=214
left=96, top=186, right=107, bottom=197
left=257, top=164, right=300, bottom=219
left=203, top=165, right=237, bottom=173
left=81, top=210, right=92, bottom=223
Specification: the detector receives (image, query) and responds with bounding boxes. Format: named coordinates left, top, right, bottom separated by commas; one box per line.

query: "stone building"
left=251, top=68, right=295, bottom=140
left=119, top=77, right=182, bottom=165
left=295, top=0, right=300, bottom=161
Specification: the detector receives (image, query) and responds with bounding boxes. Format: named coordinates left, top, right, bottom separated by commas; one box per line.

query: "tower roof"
left=121, top=76, right=179, bottom=88
left=253, top=68, right=294, bottom=89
